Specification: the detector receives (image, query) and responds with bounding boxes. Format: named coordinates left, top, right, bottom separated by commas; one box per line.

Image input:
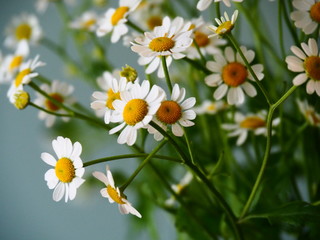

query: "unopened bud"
left=120, top=65, right=138, bottom=83
left=14, top=90, right=30, bottom=110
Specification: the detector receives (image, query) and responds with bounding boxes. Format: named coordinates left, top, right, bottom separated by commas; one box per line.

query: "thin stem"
left=126, top=19, right=145, bottom=34
left=215, top=2, right=221, bottom=18
left=184, top=129, right=195, bottom=165
left=120, top=140, right=168, bottom=191
left=29, top=102, right=72, bottom=117
left=161, top=56, right=173, bottom=93
left=183, top=57, right=211, bottom=75
left=278, top=0, right=286, bottom=59
left=193, top=41, right=206, bottom=65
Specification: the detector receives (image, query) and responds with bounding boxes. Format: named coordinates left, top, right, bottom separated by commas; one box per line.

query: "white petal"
left=306, top=79, right=315, bottom=94
left=41, top=152, right=56, bottom=166
left=53, top=182, right=65, bottom=202
left=292, top=73, right=308, bottom=85
left=242, top=82, right=257, bottom=97
left=93, top=171, right=109, bottom=185
left=214, top=84, right=228, bottom=100
left=172, top=123, right=184, bottom=137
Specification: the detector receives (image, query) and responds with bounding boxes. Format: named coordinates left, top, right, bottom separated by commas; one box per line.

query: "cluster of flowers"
left=1, top=0, right=320, bottom=222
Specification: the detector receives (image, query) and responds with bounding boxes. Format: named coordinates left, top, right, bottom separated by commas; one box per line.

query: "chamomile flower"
left=109, top=80, right=164, bottom=146
left=69, top=11, right=98, bottom=32
left=297, top=99, right=320, bottom=126
left=197, top=0, right=243, bottom=11
left=222, top=111, right=280, bottom=146
left=7, top=55, right=45, bottom=103
left=41, top=136, right=85, bottom=202
left=147, top=84, right=196, bottom=141
left=93, top=165, right=142, bottom=218
left=4, top=13, right=42, bottom=50
left=96, top=0, right=141, bottom=43
left=0, top=40, right=29, bottom=84
left=291, top=0, right=320, bottom=35
left=90, top=72, right=133, bottom=124
left=207, top=10, right=239, bottom=37
left=193, top=99, right=227, bottom=115
left=205, top=46, right=264, bottom=105
left=286, top=38, right=320, bottom=96
left=34, top=80, right=75, bottom=127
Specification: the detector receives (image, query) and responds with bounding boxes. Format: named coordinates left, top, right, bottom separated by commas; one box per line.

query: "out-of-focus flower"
left=207, top=10, right=239, bottom=37
left=34, top=80, right=75, bottom=127
left=197, top=0, right=243, bottom=11
left=205, top=46, right=264, bottom=105
left=119, top=65, right=138, bottom=83
left=286, top=38, right=320, bottom=96
left=69, top=11, right=99, bottom=32
left=93, top=165, right=142, bottom=218
left=297, top=99, right=320, bottom=126
left=193, top=100, right=227, bottom=115
left=41, top=136, right=85, bottom=202
left=35, top=0, right=76, bottom=14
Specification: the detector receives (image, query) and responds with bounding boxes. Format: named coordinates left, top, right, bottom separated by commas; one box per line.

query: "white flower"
left=205, top=46, right=264, bottom=105
left=90, top=72, right=133, bottom=124
left=285, top=38, right=320, bottom=96
left=193, top=99, right=227, bottom=115
left=207, top=10, right=239, bottom=37
left=109, top=80, right=164, bottom=146
left=291, top=0, right=320, bottom=35
left=69, top=11, right=99, bottom=32
left=41, top=136, right=85, bottom=202
left=92, top=165, right=142, bottom=218
left=7, top=55, right=45, bottom=103
left=148, top=84, right=196, bottom=141
left=297, top=99, right=320, bottom=126
left=4, top=13, right=42, bottom=50
left=96, top=0, right=141, bottom=43
left=34, top=80, right=75, bottom=127
left=197, top=0, right=243, bottom=11
left=222, top=111, right=280, bottom=146
left=35, top=0, right=76, bottom=14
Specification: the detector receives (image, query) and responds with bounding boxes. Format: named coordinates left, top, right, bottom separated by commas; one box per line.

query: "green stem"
left=194, top=41, right=206, bottom=65
left=120, top=140, right=168, bottom=191
left=278, top=0, right=286, bottom=59
left=161, top=56, right=173, bottom=93
left=184, top=129, right=195, bottom=165
left=126, top=19, right=145, bottom=34
left=215, top=2, right=221, bottom=18
left=183, top=57, right=211, bottom=75
left=29, top=102, right=72, bottom=117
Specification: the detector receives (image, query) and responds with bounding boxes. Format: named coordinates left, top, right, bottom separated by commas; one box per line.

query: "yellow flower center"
left=123, top=99, right=148, bottom=126
left=222, top=62, right=248, bottom=87
left=106, top=89, right=121, bottom=110
left=9, top=56, right=24, bottom=71
left=240, top=116, right=266, bottom=129
left=156, top=100, right=182, bottom=124
left=194, top=31, right=210, bottom=47
left=45, top=93, right=64, bottom=111
left=55, top=157, right=75, bottom=183
left=111, top=6, right=129, bottom=26
left=215, top=21, right=233, bottom=35
left=15, top=23, right=32, bottom=40
left=14, top=68, right=31, bottom=87
left=310, top=2, right=320, bottom=23
left=206, top=103, right=216, bottom=111
left=82, top=19, right=96, bottom=29
left=146, top=16, right=162, bottom=30
left=304, top=56, right=320, bottom=81
left=149, top=37, right=175, bottom=52
left=107, top=185, right=125, bottom=204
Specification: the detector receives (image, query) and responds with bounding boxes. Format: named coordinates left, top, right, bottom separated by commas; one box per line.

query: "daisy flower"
left=69, top=11, right=98, bottom=32
left=4, top=13, right=42, bottom=50
left=90, top=72, right=133, bottom=124
left=109, top=80, right=164, bottom=146
left=222, top=111, right=280, bottom=146
left=41, top=136, right=85, bottom=202
left=285, top=38, right=320, bottom=96
left=297, top=99, right=320, bottom=126
left=7, top=55, right=45, bottom=103
left=96, top=0, right=141, bottom=43
left=131, top=16, right=193, bottom=78
left=197, top=0, right=243, bottom=11
left=147, top=84, right=196, bottom=141
left=34, top=80, right=75, bottom=127
left=207, top=10, right=239, bottom=37
left=193, top=99, right=227, bottom=115
left=93, top=165, right=141, bottom=218
left=291, top=0, right=320, bottom=35
left=205, top=46, right=264, bottom=105
left=0, top=40, right=29, bottom=84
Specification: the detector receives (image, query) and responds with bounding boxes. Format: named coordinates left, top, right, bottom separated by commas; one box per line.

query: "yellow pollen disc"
left=107, top=185, right=125, bottom=204
left=82, top=19, right=96, bottom=29
left=304, top=56, right=320, bottom=81
left=106, top=89, right=121, bottom=110
left=14, top=68, right=31, bottom=87
left=149, top=37, right=175, bottom=52
left=123, top=99, right=148, bottom=126
left=9, top=56, right=23, bottom=71
left=310, top=2, right=320, bottom=23
left=44, top=93, right=64, bottom=111
left=146, top=16, right=162, bottom=30
left=111, top=6, right=129, bottom=26
left=194, top=31, right=210, bottom=47
left=215, top=21, right=233, bottom=35
left=156, top=100, right=182, bottom=124
left=55, top=157, right=75, bottom=183
left=15, top=23, right=32, bottom=40
left=207, top=104, right=216, bottom=111
left=240, top=116, right=266, bottom=129
left=222, top=62, right=248, bottom=87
